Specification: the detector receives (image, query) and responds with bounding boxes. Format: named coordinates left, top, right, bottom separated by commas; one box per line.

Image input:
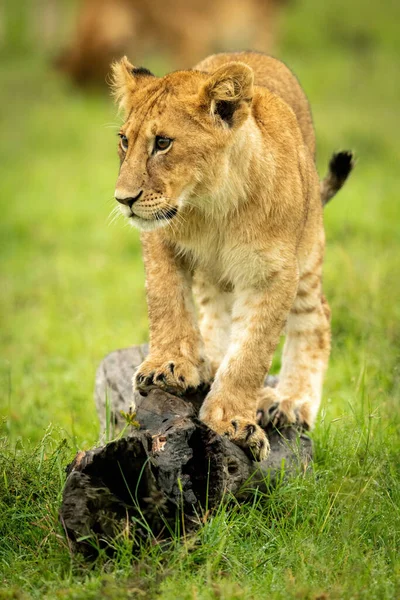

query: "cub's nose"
left=115, top=190, right=143, bottom=209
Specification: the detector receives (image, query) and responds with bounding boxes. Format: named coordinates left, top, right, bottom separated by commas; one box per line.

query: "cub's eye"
left=119, top=134, right=128, bottom=152
left=154, top=136, right=172, bottom=152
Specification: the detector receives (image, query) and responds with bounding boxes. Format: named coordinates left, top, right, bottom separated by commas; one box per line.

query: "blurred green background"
left=1, top=1, right=400, bottom=598
left=1, top=0, right=399, bottom=447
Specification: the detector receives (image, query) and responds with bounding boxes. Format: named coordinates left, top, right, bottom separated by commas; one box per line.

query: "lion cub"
left=111, top=51, right=352, bottom=460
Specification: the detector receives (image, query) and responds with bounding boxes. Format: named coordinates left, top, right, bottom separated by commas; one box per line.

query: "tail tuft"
left=321, top=150, right=355, bottom=206
left=329, top=150, right=354, bottom=182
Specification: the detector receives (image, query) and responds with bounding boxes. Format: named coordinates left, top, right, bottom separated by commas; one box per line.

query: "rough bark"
left=61, top=345, right=312, bottom=555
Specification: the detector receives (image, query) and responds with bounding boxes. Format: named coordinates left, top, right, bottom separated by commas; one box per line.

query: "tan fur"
left=111, top=51, right=337, bottom=460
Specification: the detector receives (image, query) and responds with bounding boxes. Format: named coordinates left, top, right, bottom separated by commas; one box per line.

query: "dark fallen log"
left=61, top=345, right=312, bottom=554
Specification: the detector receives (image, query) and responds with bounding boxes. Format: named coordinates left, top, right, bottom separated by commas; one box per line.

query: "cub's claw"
left=257, top=401, right=309, bottom=431
left=201, top=413, right=270, bottom=461
left=136, top=371, right=156, bottom=388
left=225, top=417, right=270, bottom=461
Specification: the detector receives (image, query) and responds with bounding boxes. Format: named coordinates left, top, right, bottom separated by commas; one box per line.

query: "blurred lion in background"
left=57, top=0, right=286, bottom=85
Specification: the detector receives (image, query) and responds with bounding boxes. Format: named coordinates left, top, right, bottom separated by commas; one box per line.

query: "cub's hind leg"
left=193, top=272, right=232, bottom=379
left=258, top=264, right=331, bottom=431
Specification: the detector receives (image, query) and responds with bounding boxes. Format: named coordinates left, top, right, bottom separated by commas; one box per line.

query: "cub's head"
left=111, top=57, right=254, bottom=231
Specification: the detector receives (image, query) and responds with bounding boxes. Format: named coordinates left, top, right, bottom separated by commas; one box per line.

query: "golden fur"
left=111, top=51, right=350, bottom=459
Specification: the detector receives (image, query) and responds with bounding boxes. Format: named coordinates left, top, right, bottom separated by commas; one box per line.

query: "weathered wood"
left=61, top=346, right=312, bottom=554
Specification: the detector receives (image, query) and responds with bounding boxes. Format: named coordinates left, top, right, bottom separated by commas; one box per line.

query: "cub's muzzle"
left=115, top=190, right=143, bottom=209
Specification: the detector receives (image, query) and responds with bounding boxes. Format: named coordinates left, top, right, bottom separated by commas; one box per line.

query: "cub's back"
left=194, top=51, right=315, bottom=158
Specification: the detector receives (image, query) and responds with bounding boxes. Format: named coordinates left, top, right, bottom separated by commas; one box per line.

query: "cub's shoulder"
left=194, top=51, right=315, bottom=158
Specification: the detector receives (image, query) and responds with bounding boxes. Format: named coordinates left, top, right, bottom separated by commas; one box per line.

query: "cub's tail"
left=321, top=150, right=355, bottom=206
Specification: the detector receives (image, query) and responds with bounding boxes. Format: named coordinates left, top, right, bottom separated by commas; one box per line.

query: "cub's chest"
left=175, top=229, right=272, bottom=289
left=176, top=230, right=226, bottom=279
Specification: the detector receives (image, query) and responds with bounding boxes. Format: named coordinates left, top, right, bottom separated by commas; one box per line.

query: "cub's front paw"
left=134, top=356, right=206, bottom=395
left=259, top=401, right=297, bottom=429
left=257, top=395, right=311, bottom=431
left=200, top=404, right=269, bottom=461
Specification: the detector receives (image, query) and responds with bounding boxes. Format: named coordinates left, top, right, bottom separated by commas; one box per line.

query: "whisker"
left=107, top=204, right=127, bottom=227
left=102, top=121, right=123, bottom=130
left=107, top=207, right=118, bottom=223
left=161, top=202, right=187, bottom=231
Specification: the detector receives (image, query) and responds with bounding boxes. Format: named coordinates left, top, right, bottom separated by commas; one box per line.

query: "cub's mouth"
left=128, top=206, right=178, bottom=231
left=156, top=207, right=178, bottom=220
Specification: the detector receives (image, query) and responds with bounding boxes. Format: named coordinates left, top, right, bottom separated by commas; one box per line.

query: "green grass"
left=1, top=0, right=400, bottom=597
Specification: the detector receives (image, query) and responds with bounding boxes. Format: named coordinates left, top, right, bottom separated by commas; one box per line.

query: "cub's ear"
left=109, top=56, right=155, bottom=113
left=200, top=62, right=254, bottom=128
